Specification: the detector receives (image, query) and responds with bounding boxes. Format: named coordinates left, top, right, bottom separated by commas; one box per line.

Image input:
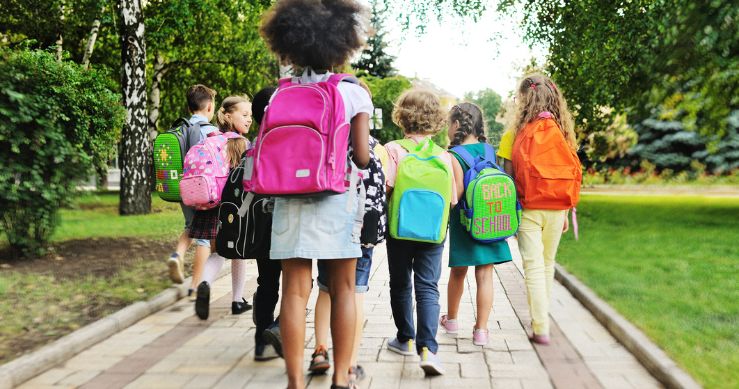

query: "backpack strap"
left=327, top=73, right=359, bottom=86
left=449, top=146, right=476, bottom=170
left=538, top=111, right=553, bottom=119
left=395, top=138, right=418, bottom=153
left=221, top=132, right=242, bottom=140
left=482, top=143, right=496, bottom=162
left=278, top=77, right=294, bottom=87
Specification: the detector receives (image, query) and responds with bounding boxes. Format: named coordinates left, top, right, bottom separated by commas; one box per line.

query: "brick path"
left=21, top=241, right=661, bottom=389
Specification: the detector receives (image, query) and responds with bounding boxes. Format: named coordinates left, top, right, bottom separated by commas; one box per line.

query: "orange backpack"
left=511, top=112, right=581, bottom=210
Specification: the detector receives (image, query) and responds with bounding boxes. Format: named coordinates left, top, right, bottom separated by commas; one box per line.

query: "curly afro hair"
left=260, top=0, right=368, bottom=70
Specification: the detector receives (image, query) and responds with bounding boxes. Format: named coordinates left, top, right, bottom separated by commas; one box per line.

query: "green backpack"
left=389, top=138, right=453, bottom=244
left=450, top=144, right=521, bottom=242
left=153, top=118, right=207, bottom=202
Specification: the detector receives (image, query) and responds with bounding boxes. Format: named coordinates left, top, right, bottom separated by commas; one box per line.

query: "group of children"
left=163, top=1, right=581, bottom=389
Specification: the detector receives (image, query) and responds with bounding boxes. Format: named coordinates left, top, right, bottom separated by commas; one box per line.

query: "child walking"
left=249, top=86, right=283, bottom=361
left=439, top=103, right=512, bottom=346
left=384, top=88, right=463, bottom=376
left=192, top=95, right=253, bottom=320
left=166, top=85, right=219, bottom=299
left=509, top=74, right=581, bottom=344
left=259, top=1, right=372, bottom=388
left=311, top=135, right=387, bottom=382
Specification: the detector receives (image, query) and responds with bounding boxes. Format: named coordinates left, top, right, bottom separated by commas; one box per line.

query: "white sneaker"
left=419, top=347, right=445, bottom=376
left=167, top=254, right=184, bottom=284
left=387, top=338, right=415, bottom=356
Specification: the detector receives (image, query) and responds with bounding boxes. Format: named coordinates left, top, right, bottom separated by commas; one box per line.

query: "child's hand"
left=563, top=216, right=569, bottom=233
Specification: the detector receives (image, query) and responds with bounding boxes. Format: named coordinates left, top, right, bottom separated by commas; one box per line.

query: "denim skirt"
left=270, top=190, right=362, bottom=260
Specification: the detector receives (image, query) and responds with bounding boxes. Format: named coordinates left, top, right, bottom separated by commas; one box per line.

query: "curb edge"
left=555, top=264, right=702, bottom=389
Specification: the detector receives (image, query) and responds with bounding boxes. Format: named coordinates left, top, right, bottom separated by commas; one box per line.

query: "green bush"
left=360, top=75, right=412, bottom=144
left=0, top=49, right=124, bottom=257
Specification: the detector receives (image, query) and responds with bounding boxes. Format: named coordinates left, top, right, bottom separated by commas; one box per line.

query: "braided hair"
left=449, top=102, right=486, bottom=147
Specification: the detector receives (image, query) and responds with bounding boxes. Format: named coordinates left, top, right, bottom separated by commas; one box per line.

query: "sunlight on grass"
left=558, top=195, right=739, bottom=389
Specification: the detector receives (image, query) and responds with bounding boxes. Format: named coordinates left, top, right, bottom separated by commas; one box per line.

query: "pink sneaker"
left=472, top=328, right=489, bottom=346
left=531, top=334, right=551, bottom=345
left=439, top=315, right=458, bottom=334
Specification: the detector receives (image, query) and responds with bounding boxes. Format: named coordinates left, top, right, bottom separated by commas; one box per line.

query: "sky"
left=381, top=5, right=548, bottom=100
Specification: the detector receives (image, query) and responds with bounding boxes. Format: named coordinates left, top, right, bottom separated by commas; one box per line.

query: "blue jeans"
left=317, top=246, right=373, bottom=293
left=386, top=236, right=444, bottom=354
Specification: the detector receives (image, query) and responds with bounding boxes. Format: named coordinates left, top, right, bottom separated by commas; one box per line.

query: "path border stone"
left=0, top=269, right=228, bottom=389
left=554, top=264, right=701, bottom=389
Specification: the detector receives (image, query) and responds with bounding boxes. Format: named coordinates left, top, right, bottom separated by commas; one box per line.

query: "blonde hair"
left=392, top=88, right=445, bottom=135
left=513, top=74, right=578, bottom=152
left=226, top=138, right=247, bottom=169
left=216, top=95, right=251, bottom=133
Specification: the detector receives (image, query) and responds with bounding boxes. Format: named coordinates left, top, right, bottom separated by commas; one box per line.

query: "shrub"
left=0, top=49, right=124, bottom=257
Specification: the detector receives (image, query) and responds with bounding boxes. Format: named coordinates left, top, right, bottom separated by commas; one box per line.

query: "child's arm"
left=503, top=158, right=513, bottom=176
left=451, top=158, right=464, bottom=203
left=351, top=113, right=370, bottom=169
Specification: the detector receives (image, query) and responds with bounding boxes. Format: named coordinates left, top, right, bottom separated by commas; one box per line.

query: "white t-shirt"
left=296, top=69, right=374, bottom=122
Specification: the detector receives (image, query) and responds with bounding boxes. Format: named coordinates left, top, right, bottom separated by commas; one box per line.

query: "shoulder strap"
left=449, top=146, right=476, bottom=169
left=482, top=143, right=496, bottom=162
left=221, top=132, right=242, bottom=140
left=327, top=73, right=359, bottom=86
left=395, top=139, right=417, bottom=152
left=278, top=77, right=294, bottom=87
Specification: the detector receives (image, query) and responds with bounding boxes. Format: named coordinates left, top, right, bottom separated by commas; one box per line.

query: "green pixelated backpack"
left=450, top=144, right=521, bottom=242
left=153, top=118, right=207, bottom=202
left=389, top=138, right=453, bottom=244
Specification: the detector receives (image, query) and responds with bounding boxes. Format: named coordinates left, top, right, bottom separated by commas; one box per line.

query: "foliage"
left=498, top=0, right=739, bottom=141
left=584, top=112, right=638, bottom=166
left=352, top=0, right=397, bottom=78
left=0, top=49, right=124, bottom=257
left=144, top=0, right=275, bottom=128
left=558, top=195, right=739, bottom=388
left=380, top=0, right=487, bottom=33
left=360, top=74, right=413, bottom=144
left=582, top=161, right=739, bottom=186
left=464, top=88, right=504, bottom=146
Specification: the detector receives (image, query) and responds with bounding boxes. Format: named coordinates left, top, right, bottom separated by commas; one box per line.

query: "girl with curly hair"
left=382, top=88, right=463, bottom=376
left=439, top=103, right=513, bottom=346
left=260, top=1, right=372, bottom=388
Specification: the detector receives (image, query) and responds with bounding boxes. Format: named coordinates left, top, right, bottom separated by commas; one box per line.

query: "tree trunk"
left=81, top=5, right=104, bottom=69
left=148, top=52, right=168, bottom=140
left=117, top=0, right=150, bottom=215
left=55, top=3, right=64, bottom=61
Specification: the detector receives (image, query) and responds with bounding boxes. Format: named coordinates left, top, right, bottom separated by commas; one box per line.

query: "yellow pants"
left=517, top=209, right=567, bottom=336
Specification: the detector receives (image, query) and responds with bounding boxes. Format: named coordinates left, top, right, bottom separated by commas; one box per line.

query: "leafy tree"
left=498, top=0, right=739, bottom=141
left=380, top=0, right=486, bottom=33
left=360, top=75, right=413, bottom=144
left=464, top=88, right=504, bottom=147
left=353, top=0, right=396, bottom=78
left=0, top=49, right=124, bottom=257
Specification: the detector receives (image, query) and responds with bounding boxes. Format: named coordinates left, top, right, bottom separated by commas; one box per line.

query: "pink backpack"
left=243, top=73, right=357, bottom=196
left=180, top=131, right=242, bottom=210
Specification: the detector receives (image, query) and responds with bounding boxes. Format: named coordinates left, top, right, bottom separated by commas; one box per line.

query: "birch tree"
left=117, top=0, right=150, bottom=215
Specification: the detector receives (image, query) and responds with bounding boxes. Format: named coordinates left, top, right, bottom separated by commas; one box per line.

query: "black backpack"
left=216, top=155, right=273, bottom=259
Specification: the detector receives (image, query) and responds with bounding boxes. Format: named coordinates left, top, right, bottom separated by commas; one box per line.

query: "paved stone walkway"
left=20, top=241, right=661, bottom=389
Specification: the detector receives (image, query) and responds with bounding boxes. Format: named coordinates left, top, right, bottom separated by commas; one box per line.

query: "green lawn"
left=0, top=192, right=183, bottom=363
left=557, top=195, right=739, bottom=389
left=53, top=192, right=184, bottom=241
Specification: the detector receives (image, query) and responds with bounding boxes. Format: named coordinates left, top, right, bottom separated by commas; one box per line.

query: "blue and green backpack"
left=450, top=144, right=521, bottom=243
left=389, top=138, right=453, bottom=244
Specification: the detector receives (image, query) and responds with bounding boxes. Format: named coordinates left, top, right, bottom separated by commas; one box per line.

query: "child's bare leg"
left=175, top=230, right=191, bottom=258
left=351, top=292, right=365, bottom=365
left=474, top=264, right=494, bottom=330
left=314, top=289, right=331, bottom=349
left=447, top=266, right=468, bottom=319
left=325, top=258, right=357, bottom=387
left=281, top=259, right=313, bottom=389
left=190, top=242, right=210, bottom=289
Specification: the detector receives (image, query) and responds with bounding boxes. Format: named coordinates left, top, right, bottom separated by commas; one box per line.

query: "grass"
left=53, top=191, right=184, bottom=242
left=0, top=260, right=171, bottom=364
left=557, top=195, right=739, bottom=389
left=0, top=192, right=182, bottom=363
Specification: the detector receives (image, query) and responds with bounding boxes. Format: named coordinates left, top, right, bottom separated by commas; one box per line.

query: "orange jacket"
left=512, top=113, right=581, bottom=210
